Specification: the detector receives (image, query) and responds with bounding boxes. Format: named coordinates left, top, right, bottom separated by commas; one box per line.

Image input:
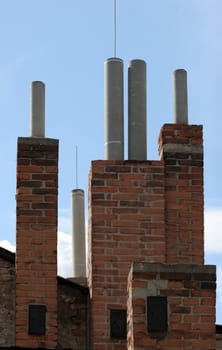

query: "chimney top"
left=173, top=69, right=188, bottom=124
left=30, top=81, right=45, bottom=137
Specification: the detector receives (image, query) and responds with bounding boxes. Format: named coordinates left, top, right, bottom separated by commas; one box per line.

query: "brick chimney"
left=88, top=64, right=216, bottom=350
left=15, top=82, right=59, bottom=349
left=88, top=159, right=166, bottom=349
left=158, top=123, right=204, bottom=264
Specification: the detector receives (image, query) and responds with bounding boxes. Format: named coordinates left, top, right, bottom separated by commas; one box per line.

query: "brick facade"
left=88, top=124, right=215, bottom=350
left=0, top=249, right=15, bottom=347
left=127, top=263, right=216, bottom=350
left=0, top=122, right=217, bottom=349
left=16, top=137, right=59, bottom=349
left=0, top=249, right=89, bottom=349
left=88, top=160, right=166, bottom=349
left=158, top=124, right=204, bottom=264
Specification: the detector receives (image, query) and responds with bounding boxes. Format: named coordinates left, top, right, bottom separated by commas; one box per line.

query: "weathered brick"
left=16, top=137, right=59, bottom=349
left=127, top=262, right=216, bottom=350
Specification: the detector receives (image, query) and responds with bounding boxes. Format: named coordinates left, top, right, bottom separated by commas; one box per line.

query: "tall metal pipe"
left=71, top=189, right=86, bottom=278
left=128, top=59, right=147, bottom=160
left=104, top=58, right=124, bottom=160
left=173, top=69, right=188, bottom=124
left=30, top=81, right=45, bottom=137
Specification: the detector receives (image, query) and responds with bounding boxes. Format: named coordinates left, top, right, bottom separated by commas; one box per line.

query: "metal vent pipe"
left=128, top=59, right=147, bottom=160
left=173, top=69, right=188, bottom=124
left=104, top=58, right=124, bottom=160
left=30, top=81, right=45, bottom=137
left=71, top=189, right=86, bottom=278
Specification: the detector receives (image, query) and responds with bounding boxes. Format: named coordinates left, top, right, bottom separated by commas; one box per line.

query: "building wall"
left=16, top=137, right=59, bottom=349
left=127, top=263, right=216, bottom=350
left=0, top=255, right=90, bottom=349
left=158, top=124, right=204, bottom=264
left=0, top=255, right=15, bottom=347
left=58, top=278, right=89, bottom=350
left=88, top=160, right=166, bottom=349
left=88, top=124, right=207, bottom=350
left=0, top=120, right=215, bottom=350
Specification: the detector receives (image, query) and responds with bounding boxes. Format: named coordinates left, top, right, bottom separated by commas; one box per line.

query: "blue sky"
left=0, top=0, right=221, bottom=323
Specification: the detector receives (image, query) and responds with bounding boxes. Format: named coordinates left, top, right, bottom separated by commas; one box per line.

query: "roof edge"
left=0, top=247, right=15, bottom=263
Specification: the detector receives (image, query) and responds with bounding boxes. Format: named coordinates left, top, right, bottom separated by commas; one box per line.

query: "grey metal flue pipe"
left=173, top=69, right=188, bottom=124
left=30, top=81, right=45, bottom=137
left=71, top=189, right=86, bottom=278
left=128, top=59, right=147, bottom=160
left=104, top=58, right=124, bottom=160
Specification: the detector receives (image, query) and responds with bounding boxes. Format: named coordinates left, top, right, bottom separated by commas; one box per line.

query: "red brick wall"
left=88, top=124, right=205, bottom=350
left=0, top=252, right=15, bottom=347
left=127, top=262, right=216, bottom=350
left=158, top=124, right=204, bottom=264
left=88, top=160, right=166, bottom=349
left=16, top=137, right=58, bottom=349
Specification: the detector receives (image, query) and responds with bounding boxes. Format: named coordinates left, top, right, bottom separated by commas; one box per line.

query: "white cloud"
left=204, top=208, right=222, bottom=252
left=0, top=240, right=15, bottom=252
left=57, top=231, right=72, bottom=278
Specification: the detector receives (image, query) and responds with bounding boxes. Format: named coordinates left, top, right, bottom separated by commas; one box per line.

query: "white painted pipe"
left=30, top=81, right=45, bottom=137
left=128, top=59, right=147, bottom=160
left=104, top=58, right=124, bottom=159
left=71, top=189, right=86, bottom=278
left=173, top=69, right=188, bottom=124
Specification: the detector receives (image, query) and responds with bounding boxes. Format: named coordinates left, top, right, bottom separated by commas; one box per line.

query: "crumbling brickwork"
left=0, top=250, right=15, bottom=347
left=58, top=277, right=89, bottom=350
left=0, top=251, right=91, bottom=350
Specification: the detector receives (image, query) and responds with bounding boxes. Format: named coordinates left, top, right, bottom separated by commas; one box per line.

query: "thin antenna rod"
left=75, top=145, right=78, bottom=188
left=114, top=0, right=117, bottom=57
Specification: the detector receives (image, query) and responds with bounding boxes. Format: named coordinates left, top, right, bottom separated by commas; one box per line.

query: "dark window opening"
left=110, top=309, right=127, bottom=339
left=147, top=296, right=168, bottom=333
left=28, top=304, right=46, bottom=335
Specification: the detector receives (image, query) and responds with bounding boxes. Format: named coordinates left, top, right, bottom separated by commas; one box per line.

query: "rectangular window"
left=147, top=296, right=168, bottom=333
left=110, top=309, right=127, bottom=339
left=28, top=304, right=46, bottom=335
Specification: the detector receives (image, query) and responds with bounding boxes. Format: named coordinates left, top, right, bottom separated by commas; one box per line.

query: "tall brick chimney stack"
left=15, top=82, right=59, bottom=349
left=88, top=64, right=216, bottom=350
left=158, top=69, right=204, bottom=264
left=158, top=123, right=204, bottom=264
